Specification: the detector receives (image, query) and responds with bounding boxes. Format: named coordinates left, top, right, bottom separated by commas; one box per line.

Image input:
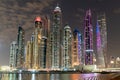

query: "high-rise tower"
left=9, top=41, right=17, bottom=68
left=62, top=25, right=72, bottom=69
left=97, top=13, right=107, bottom=67
left=72, top=29, right=82, bottom=67
left=84, top=9, right=93, bottom=65
left=16, top=26, right=25, bottom=68
left=96, top=22, right=105, bottom=68
left=50, top=5, right=62, bottom=69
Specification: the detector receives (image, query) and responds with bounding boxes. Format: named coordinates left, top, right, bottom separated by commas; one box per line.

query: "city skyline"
left=0, top=0, right=120, bottom=65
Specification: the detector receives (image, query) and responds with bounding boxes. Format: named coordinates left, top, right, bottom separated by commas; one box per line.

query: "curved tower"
left=50, top=5, right=62, bottom=69
left=84, top=9, right=93, bottom=65
left=96, top=22, right=105, bottom=68
left=97, top=13, right=107, bottom=67
left=62, top=25, right=72, bottom=69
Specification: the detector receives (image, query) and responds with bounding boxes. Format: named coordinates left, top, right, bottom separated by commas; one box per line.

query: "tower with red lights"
left=84, top=9, right=93, bottom=65
left=33, top=16, right=44, bottom=69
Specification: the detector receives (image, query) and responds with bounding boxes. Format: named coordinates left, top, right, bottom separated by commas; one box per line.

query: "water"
left=0, top=73, right=113, bottom=80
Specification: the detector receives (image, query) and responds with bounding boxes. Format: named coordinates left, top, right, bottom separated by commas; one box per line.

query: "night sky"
left=0, top=0, right=120, bottom=65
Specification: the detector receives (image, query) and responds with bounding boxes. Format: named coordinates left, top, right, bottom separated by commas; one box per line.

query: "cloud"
left=113, top=8, right=120, bottom=14
left=0, top=0, right=55, bottom=65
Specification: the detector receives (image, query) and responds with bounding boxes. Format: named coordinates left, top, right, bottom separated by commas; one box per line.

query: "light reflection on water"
left=0, top=73, right=111, bottom=80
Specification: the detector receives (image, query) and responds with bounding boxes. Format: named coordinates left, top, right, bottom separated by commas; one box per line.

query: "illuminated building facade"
left=72, top=29, right=82, bottom=67
left=25, top=41, right=33, bottom=69
left=62, top=25, right=72, bottom=69
left=97, top=13, right=107, bottom=67
left=96, top=22, right=105, bottom=68
left=9, top=41, right=17, bottom=68
left=16, top=26, right=25, bottom=68
left=50, top=5, right=62, bottom=69
left=84, top=9, right=93, bottom=65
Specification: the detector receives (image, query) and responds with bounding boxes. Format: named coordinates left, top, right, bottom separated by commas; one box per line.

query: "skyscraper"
left=96, top=21, right=105, bottom=68
left=33, top=16, right=43, bottom=69
left=50, top=5, right=62, bottom=69
left=16, top=26, right=25, bottom=69
left=84, top=9, right=93, bottom=65
left=72, top=29, right=82, bottom=67
left=97, top=13, right=107, bottom=67
left=9, top=41, right=17, bottom=68
left=62, top=25, right=72, bottom=69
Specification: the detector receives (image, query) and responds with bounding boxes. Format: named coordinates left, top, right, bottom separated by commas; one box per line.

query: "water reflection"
left=31, top=73, right=35, bottom=80
left=50, top=74, right=59, bottom=80
left=0, top=73, right=111, bottom=80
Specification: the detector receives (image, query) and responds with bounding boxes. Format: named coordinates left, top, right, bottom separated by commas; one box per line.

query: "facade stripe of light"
left=84, top=9, right=93, bottom=65
left=50, top=5, right=62, bottom=69
left=62, top=25, right=72, bottom=69
left=72, top=29, right=82, bottom=67
left=96, top=21, right=105, bottom=68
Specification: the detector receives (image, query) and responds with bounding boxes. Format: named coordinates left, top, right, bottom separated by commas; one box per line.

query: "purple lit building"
left=84, top=9, right=93, bottom=65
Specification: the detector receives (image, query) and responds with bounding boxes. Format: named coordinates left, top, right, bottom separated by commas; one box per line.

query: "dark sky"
left=0, top=0, right=120, bottom=65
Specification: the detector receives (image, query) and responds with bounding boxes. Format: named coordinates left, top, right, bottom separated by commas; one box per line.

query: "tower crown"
left=35, top=16, right=42, bottom=22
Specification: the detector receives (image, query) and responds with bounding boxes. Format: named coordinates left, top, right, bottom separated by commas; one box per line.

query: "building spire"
left=54, top=3, right=61, bottom=12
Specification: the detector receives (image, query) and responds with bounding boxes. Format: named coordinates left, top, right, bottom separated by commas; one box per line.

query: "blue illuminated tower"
left=96, top=21, right=105, bottom=68
left=84, top=9, right=93, bottom=65
left=72, top=29, right=82, bottom=67
left=50, top=5, right=62, bottom=69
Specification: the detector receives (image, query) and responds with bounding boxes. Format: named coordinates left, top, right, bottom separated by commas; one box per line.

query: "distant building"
left=109, top=56, right=115, bottom=68
left=116, top=57, right=120, bottom=68
left=16, top=26, right=25, bottom=69
left=84, top=9, right=93, bottom=65
left=62, top=25, right=72, bottom=69
left=9, top=41, right=17, bottom=68
left=72, top=29, right=82, bottom=67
